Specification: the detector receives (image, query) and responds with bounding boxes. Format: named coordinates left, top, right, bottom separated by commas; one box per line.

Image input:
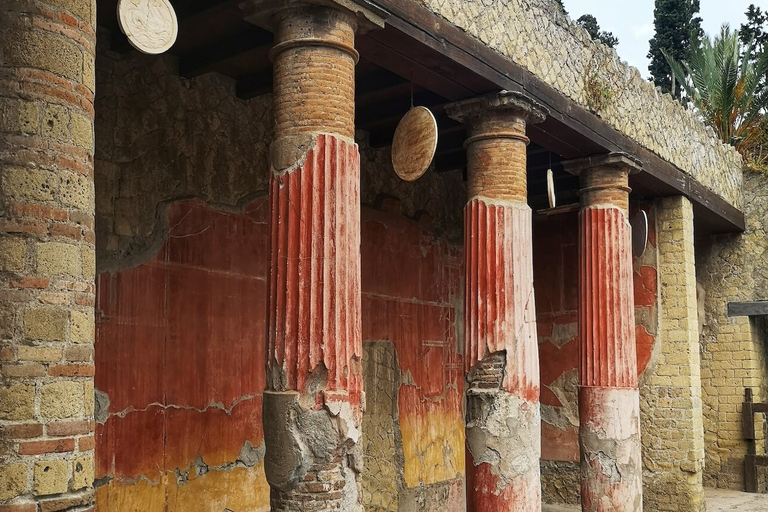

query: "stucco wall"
left=414, top=0, right=743, bottom=209
left=93, top=47, right=467, bottom=511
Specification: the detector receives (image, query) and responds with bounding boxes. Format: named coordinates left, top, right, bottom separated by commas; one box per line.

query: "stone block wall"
left=415, top=0, right=743, bottom=209
left=697, top=169, right=768, bottom=491
left=641, top=196, right=705, bottom=511
left=0, top=0, right=97, bottom=509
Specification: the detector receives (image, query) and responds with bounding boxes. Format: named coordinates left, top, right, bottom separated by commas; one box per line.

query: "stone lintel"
left=562, top=152, right=642, bottom=177
left=445, top=90, right=548, bottom=125
left=241, top=0, right=387, bottom=32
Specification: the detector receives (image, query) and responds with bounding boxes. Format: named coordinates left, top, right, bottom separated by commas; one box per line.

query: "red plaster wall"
left=95, top=197, right=464, bottom=510
left=95, top=200, right=270, bottom=509
left=534, top=206, right=658, bottom=463
left=361, top=200, right=465, bottom=491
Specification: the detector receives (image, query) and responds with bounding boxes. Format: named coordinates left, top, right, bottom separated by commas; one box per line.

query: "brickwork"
left=697, top=169, right=768, bottom=491
left=0, top=0, right=96, bottom=509
left=641, top=196, right=705, bottom=511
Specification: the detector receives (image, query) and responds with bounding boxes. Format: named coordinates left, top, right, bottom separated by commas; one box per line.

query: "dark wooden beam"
left=727, top=302, right=768, bottom=317
left=367, top=0, right=745, bottom=233
left=179, top=27, right=272, bottom=78
left=356, top=89, right=445, bottom=126
left=357, top=35, right=475, bottom=101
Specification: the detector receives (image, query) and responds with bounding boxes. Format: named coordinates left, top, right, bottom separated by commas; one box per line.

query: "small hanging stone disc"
left=118, top=0, right=179, bottom=55
left=631, top=210, right=649, bottom=258
left=391, top=106, right=438, bottom=182
left=547, top=168, right=556, bottom=208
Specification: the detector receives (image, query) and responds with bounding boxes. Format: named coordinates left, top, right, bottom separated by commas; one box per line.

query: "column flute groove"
left=447, top=91, right=548, bottom=511
left=565, top=153, right=644, bottom=512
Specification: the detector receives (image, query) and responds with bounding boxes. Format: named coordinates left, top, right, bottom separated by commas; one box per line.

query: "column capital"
left=241, top=0, right=387, bottom=32
left=564, top=153, right=641, bottom=213
left=562, top=152, right=642, bottom=177
left=445, top=90, right=548, bottom=127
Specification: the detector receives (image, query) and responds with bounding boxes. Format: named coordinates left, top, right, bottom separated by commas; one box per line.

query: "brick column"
left=641, top=196, right=704, bottom=511
left=243, top=2, right=381, bottom=510
left=565, top=154, right=643, bottom=512
left=446, top=91, right=547, bottom=511
left=0, top=1, right=97, bottom=510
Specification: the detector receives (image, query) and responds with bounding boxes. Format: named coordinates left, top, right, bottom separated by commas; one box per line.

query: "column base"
left=263, top=391, right=363, bottom=511
left=465, top=383, right=541, bottom=511
left=578, top=386, right=643, bottom=512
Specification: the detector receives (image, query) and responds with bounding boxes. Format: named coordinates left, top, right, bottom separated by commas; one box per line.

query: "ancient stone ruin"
left=1, top=0, right=766, bottom=511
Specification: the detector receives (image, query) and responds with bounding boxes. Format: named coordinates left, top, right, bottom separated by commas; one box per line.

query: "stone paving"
left=543, top=488, right=768, bottom=512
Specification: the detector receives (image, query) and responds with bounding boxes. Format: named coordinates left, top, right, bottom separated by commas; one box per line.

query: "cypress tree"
left=647, top=0, right=703, bottom=97
left=577, top=14, right=619, bottom=48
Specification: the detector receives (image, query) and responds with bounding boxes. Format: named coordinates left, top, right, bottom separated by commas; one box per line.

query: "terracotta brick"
left=49, top=223, right=83, bottom=240
left=48, top=364, right=94, bottom=377
left=77, top=436, right=94, bottom=451
left=19, top=438, right=75, bottom=455
left=47, top=420, right=94, bottom=437
left=10, top=277, right=50, bottom=289
left=75, top=294, right=94, bottom=307
left=12, top=203, right=68, bottom=222
left=2, top=423, right=43, bottom=439
left=38, top=491, right=94, bottom=512
left=59, top=12, right=78, bottom=28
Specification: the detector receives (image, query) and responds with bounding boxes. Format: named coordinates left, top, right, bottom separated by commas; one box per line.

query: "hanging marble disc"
left=631, top=210, right=649, bottom=258
left=546, top=168, right=556, bottom=209
left=391, top=106, right=438, bottom=182
left=118, top=0, right=179, bottom=55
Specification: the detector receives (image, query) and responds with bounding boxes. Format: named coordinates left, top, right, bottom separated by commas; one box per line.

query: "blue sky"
left=562, top=0, right=761, bottom=77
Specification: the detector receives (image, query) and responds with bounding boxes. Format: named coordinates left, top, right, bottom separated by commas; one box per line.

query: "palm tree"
left=664, top=25, right=768, bottom=159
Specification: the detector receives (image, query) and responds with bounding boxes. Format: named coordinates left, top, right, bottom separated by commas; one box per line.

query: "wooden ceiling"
left=96, top=0, right=743, bottom=230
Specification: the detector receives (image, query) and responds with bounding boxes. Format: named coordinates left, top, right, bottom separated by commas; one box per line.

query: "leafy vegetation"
left=664, top=25, right=768, bottom=162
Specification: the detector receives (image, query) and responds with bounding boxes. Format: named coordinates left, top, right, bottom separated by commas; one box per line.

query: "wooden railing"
left=743, top=388, right=768, bottom=492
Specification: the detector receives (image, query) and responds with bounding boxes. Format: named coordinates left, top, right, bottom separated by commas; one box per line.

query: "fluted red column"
left=565, top=154, right=643, bottom=512
left=243, top=2, right=383, bottom=510
left=447, top=92, right=548, bottom=511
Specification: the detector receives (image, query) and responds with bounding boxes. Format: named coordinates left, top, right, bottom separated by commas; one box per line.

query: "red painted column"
left=243, top=2, right=382, bottom=510
left=447, top=92, right=548, bottom=511
left=566, top=154, right=644, bottom=512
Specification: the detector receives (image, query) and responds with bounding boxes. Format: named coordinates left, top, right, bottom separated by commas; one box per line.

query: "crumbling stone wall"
left=697, top=169, right=768, bottom=492
left=94, top=43, right=467, bottom=510
left=415, top=0, right=743, bottom=209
